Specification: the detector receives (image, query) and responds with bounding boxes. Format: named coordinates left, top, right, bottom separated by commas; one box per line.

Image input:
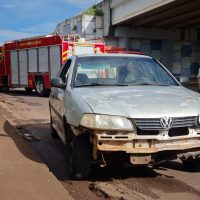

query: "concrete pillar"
left=118, top=37, right=130, bottom=49
left=104, top=37, right=118, bottom=46
left=104, top=0, right=111, bottom=36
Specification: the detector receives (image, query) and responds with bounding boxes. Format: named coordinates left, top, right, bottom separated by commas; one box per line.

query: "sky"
left=0, top=0, right=101, bottom=45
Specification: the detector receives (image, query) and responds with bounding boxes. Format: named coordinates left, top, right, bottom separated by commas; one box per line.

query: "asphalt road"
left=0, top=89, right=200, bottom=200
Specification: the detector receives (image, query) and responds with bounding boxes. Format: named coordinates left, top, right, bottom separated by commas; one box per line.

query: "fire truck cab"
left=0, top=35, right=104, bottom=96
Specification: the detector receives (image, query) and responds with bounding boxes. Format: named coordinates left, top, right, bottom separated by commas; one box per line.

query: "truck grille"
left=134, top=116, right=196, bottom=130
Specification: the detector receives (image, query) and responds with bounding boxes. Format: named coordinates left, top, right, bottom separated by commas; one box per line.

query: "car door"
left=53, top=59, right=72, bottom=137
left=50, top=67, right=64, bottom=133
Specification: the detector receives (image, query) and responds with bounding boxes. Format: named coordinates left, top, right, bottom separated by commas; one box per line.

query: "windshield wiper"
left=75, top=82, right=129, bottom=87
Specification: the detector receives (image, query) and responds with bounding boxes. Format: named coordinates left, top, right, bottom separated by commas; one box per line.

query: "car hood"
left=74, top=86, right=200, bottom=118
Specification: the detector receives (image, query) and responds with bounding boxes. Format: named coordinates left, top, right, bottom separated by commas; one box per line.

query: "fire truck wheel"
left=35, top=79, right=46, bottom=97
left=1, top=86, right=9, bottom=93
left=25, top=87, right=33, bottom=94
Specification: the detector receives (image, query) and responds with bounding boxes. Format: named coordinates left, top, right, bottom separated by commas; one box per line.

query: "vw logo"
left=160, top=116, right=173, bottom=129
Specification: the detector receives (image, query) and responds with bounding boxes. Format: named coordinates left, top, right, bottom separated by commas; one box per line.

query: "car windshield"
left=74, top=56, right=178, bottom=87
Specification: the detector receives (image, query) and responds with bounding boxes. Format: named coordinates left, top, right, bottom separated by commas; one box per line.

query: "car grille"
left=137, top=128, right=159, bottom=135
left=134, top=116, right=196, bottom=130
left=168, top=127, right=189, bottom=137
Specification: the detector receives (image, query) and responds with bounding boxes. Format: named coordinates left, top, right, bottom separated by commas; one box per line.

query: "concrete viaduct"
left=103, top=0, right=200, bottom=76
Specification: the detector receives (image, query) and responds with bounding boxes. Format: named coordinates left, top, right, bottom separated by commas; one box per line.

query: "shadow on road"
left=1, top=89, right=35, bottom=97
left=158, top=160, right=200, bottom=173
left=4, top=120, right=200, bottom=199
left=1, top=89, right=49, bottom=98
left=14, top=122, right=167, bottom=182
left=89, top=165, right=172, bottom=182
left=14, top=122, right=177, bottom=182
left=3, top=120, right=43, bottom=164
left=5, top=119, right=199, bottom=184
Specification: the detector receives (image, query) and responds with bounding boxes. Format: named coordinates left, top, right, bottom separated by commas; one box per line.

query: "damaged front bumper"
left=92, top=129, right=200, bottom=165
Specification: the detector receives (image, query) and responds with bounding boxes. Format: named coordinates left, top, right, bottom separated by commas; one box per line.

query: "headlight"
left=197, top=116, right=200, bottom=126
left=80, top=114, right=133, bottom=131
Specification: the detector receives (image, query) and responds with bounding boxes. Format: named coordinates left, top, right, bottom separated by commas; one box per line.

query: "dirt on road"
left=0, top=89, right=200, bottom=200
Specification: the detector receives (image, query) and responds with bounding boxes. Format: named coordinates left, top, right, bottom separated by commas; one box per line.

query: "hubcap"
left=36, top=81, right=44, bottom=93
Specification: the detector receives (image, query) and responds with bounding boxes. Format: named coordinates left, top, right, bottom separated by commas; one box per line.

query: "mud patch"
left=121, top=180, right=159, bottom=199
left=89, top=183, right=111, bottom=199
left=143, top=175, right=199, bottom=195
left=89, top=182, right=153, bottom=200
left=124, top=173, right=200, bottom=199
left=16, top=126, right=40, bottom=142
left=27, top=102, right=41, bottom=106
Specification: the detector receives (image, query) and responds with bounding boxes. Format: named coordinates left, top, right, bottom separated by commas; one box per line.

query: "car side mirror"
left=51, top=78, right=66, bottom=89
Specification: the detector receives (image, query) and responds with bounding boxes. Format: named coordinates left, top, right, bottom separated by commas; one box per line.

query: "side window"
left=60, top=59, right=72, bottom=83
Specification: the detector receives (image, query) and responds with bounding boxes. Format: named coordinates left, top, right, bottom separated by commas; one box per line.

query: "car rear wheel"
left=65, top=133, right=91, bottom=180
left=182, top=158, right=200, bottom=171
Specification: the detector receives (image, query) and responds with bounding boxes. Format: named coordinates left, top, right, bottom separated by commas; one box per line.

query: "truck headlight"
left=80, top=114, right=133, bottom=131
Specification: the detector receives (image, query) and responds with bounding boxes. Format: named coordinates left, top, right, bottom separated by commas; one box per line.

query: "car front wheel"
left=65, top=134, right=92, bottom=180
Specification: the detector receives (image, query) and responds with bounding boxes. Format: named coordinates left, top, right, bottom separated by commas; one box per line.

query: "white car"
left=49, top=54, right=200, bottom=179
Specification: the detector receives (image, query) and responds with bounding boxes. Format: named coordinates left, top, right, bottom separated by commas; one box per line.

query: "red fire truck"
left=0, top=35, right=104, bottom=96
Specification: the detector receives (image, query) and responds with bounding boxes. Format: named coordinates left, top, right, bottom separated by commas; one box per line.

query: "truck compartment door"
left=50, top=46, right=61, bottom=79
left=10, top=50, right=19, bottom=84
left=39, top=47, right=48, bottom=72
left=28, top=49, right=37, bottom=72
left=19, top=50, right=28, bottom=85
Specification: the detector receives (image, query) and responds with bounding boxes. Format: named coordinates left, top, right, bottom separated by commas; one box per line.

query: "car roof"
left=76, top=53, right=152, bottom=59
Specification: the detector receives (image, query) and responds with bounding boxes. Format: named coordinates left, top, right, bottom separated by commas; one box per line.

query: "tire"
left=25, top=87, right=33, bottom=94
left=182, top=158, right=200, bottom=172
left=35, top=78, right=47, bottom=97
left=2, top=86, right=9, bottom=93
left=1, top=76, right=9, bottom=93
left=65, top=133, right=92, bottom=180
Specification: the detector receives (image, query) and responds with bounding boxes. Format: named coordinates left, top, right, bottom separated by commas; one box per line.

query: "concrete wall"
left=82, top=15, right=104, bottom=40
left=53, top=2, right=104, bottom=40
left=128, top=38, right=200, bottom=75
left=53, top=15, right=82, bottom=36
left=53, top=14, right=104, bottom=40
left=105, top=26, right=200, bottom=77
